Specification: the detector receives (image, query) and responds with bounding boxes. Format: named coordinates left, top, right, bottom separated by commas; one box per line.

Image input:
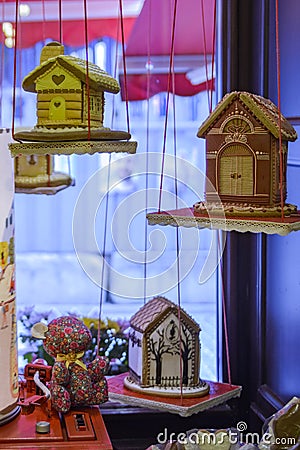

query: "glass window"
left=2, top=39, right=219, bottom=382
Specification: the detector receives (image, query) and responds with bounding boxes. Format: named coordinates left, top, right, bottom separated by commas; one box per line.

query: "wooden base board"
left=147, top=208, right=300, bottom=236
left=0, top=406, right=112, bottom=449
left=13, top=128, right=131, bottom=142
left=15, top=177, right=75, bottom=195
left=9, top=140, right=137, bottom=157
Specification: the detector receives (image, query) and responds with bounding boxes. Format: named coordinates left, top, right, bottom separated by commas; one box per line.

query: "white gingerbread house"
left=125, top=296, right=209, bottom=397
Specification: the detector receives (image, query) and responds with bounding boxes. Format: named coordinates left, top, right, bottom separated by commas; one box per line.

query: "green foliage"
left=82, top=317, right=129, bottom=375
left=17, top=307, right=129, bottom=375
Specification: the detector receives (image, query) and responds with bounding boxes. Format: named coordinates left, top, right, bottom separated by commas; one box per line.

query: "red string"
left=275, top=0, right=285, bottom=221
left=58, top=0, right=62, bottom=43
left=172, top=61, right=184, bottom=404
left=200, top=0, right=216, bottom=114
left=95, top=14, right=121, bottom=354
left=210, top=0, right=217, bottom=113
left=200, top=0, right=211, bottom=110
left=12, top=0, right=19, bottom=140
left=217, top=232, right=232, bottom=385
left=47, top=155, right=51, bottom=187
left=1, top=1, right=5, bottom=126
left=119, top=0, right=130, bottom=134
left=18, top=19, right=23, bottom=124
left=42, top=0, right=46, bottom=43
left=111, top=14, right=120, bottom=129
left=200, top=0, right=231, bottom=384
left=212, top=0, right=231, bottom=383
left=201, top=0, right=232, bottom=383
left=83, top=0, right=91, bottom=140
left=143, top=0, right=152, bottom=305
left=97, top=154, right=112, bottom=353
left=158, top=0, right=178, bottom=212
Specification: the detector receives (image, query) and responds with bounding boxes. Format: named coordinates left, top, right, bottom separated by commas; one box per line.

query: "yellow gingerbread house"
left=9, top=41, right=137, bottom=155
left=14, top=154, right=73, bottom=194
left=21, top=41, right=120, bottom=131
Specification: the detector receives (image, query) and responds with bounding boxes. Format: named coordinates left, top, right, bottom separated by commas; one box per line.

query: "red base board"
left=108, top=373, right=242, bottom=417
left=0, top=406, right=112, bottom=449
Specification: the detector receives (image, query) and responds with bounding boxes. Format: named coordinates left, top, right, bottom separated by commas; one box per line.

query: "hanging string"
left=209, top=0, right=217, bottom=113
left=119, top=0, right=130, bottom=134
left=12, top=0, right=20, bottom=140
left=41, top=0, right=51, bottom=189
left=58, top=0, right=62, bottom=43
left=158, top=0, right=178, bottom=212
left=97, top=154, right=112, bottom=354
left=47, top=155, right=52, bottom=187
left=111, top=14, right=121, bottom=129
left=96, top=3, right=128, bottom=353
left=209, top=0, right=232, bottom=383
left=42, top=0, right=46, bottom=43
left=217, top=232, right=232, bottom=384
left=83, top=0, right=91, bottom=140
left=143, top=0, right=152, bottom=305
left=171, top=53, right=184, bottom=403
left=200, top=0, right=211, bottom=110
left=275, top=0, right=285, bottom=221
left=1, top=1, right=5, bottom=127
left=18, top=18, right=24, bottom=123
left=202, top=0, right=232, bottom=384
left=201, top=0, right=217, bottom=115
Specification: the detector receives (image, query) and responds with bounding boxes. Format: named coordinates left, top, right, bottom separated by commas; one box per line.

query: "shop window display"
left=0, top=40, right=218, bottom=381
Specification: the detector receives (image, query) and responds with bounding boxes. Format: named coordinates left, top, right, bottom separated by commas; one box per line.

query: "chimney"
left=40, top=41, right=64, bottom=64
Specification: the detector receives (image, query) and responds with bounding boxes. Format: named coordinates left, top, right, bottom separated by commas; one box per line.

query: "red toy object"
left=0, top=405, right=112, bottom=449
left=32, top=316, right=109, bottom=413
left=108, top=372, right=242, bottom=417
left=0, top=358, right=113, bottom=449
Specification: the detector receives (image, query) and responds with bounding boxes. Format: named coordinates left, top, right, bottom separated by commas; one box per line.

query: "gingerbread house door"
left=49, top=96, right=66, bottom=121
left=218, top=144, right=254, bottom=196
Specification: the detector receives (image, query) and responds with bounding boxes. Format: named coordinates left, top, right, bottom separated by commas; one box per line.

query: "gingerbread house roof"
left=130, top=296, right=200, bottom=334
left=22, top=55, right=120, bottom=94
left=197, top=91, right=297, bottom=141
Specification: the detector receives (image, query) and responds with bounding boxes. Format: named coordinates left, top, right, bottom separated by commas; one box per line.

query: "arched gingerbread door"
left=218, top=144, right=254, bottom=196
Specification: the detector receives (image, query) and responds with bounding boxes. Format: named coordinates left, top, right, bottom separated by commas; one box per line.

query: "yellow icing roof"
left=197, top=91, right=297, bottom=141
left=22, top=54, right=120, bottom=94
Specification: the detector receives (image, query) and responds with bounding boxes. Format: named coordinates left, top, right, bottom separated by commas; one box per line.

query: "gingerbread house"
left=195, top=91, right=297, bottom=216
left=125, top=296, right=209, bottom=397
left=14, top=155, right=73, bottom=193
left=9, top=41, right=137, bottom=155
left=21, top=41, right=119, bottom=131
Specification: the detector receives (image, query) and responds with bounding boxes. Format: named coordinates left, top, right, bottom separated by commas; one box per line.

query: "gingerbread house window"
left=221, top=115, right=254, bottom=134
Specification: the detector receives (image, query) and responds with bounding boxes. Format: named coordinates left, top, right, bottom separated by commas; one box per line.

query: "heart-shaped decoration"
left=52, top=74, right=65, bottom=85
left=54, top=102, right=61, bottom=108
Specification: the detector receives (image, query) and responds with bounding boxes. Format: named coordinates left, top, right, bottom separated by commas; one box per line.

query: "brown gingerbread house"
left=125, top=296, right=209, bottom=397
left=195, top=91, right=297, bottom=215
